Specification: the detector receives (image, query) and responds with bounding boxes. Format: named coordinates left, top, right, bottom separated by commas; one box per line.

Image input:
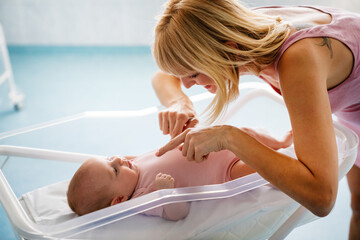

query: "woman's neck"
left=259, top=63, right=277, bottom=82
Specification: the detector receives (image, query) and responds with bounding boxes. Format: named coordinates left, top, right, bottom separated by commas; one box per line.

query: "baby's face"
left=84, top=156, right=140, bottom=201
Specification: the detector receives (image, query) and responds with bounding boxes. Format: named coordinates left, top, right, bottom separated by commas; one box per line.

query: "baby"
left=67, top=128, right=292, bottom=221
left=67, top=149, right=255, bottom=220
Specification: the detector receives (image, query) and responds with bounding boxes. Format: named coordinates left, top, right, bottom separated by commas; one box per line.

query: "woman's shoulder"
left=277, top=37, right=332, bottom=88
left=278, top=38, right=330, bottom=72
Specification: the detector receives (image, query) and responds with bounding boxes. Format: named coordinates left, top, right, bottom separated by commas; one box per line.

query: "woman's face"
left=178, top=72, right=217, bottom=93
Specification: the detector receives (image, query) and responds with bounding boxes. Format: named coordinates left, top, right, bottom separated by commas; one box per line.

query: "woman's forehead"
left=165, top=65, right=193, bottom=76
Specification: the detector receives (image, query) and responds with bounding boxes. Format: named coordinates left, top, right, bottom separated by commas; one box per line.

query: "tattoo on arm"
left=317, top=37, right=333, bottom=58
left=294, top=23, right=314, bottom=31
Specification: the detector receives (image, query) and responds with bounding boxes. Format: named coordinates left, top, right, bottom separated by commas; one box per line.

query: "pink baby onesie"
left=131, top=149, right=239, bottom=217
left=262, top=6, right=360, bottom=167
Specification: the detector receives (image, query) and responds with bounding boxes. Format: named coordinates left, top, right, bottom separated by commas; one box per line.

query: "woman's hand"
left=159, top=101, right=199, bottom=138
left=241, top=127, right=293, bottom=150
left=156, top=125, right=232, bottom=162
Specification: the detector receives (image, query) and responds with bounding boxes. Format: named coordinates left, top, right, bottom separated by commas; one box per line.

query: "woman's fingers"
left=171, top=116, right=198, bottom=138
left=168, top=112, right=176, bottom=136
left=183, top=118, right=199, bottom=131
left=162, top=113, right=169, bottom=135
left=195, top=152, right=209, bottom=163
left=159, top=113, right=163, bottom=132
left=186, top=140, right=195, bottom=161
left=159, top=111, right=192, bottom=137
left=158, top=125, right=229, bottom=162
left=158, top=102, right=198, bottom=137
left=171, top=114, right=191, bottom=138
left=181, top=135, right=189, bottom=157
left=156, top=130, right=188, bottom=156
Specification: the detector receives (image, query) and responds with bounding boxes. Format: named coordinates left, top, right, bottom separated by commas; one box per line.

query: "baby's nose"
left=118, top=158, right=125, bottom=165
left=113, top=157, right=123, bottom=165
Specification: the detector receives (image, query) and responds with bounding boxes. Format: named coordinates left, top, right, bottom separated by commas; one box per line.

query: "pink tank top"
left=268, top=6, right=360, bottom=113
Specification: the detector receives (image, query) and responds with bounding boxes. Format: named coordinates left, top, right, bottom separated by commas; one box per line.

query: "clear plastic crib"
left=0, top=83, right=357, bottom=239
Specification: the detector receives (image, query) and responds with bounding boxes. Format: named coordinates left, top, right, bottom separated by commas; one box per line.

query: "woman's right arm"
left=152, top=71, right=198, bottom=138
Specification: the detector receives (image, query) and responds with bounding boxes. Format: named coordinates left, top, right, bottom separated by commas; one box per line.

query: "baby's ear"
left=110, top=196, right=128, bottom=206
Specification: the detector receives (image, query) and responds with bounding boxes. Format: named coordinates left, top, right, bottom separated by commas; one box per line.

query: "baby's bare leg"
left=230, top=160, right=256, bottom=180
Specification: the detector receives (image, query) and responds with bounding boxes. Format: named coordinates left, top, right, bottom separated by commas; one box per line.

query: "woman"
left=151, top=0, right=360, bottom=238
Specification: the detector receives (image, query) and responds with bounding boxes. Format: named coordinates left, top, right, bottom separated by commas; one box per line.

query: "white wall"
left=0, top=0, right=167, bottom=46
left=0, top=0, right=359, bottom=46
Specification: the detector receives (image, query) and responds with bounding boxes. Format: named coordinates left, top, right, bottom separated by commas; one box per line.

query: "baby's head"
left=67, top=156, right=139, bottom=215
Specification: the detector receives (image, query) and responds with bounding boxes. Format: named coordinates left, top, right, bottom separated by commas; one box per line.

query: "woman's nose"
left=181, top=78, right=196, bottom=89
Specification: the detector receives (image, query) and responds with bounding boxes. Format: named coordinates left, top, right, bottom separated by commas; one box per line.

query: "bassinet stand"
left=0, top=24, right=24, bottom=110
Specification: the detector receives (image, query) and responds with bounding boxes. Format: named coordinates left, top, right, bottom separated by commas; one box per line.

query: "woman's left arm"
left=267, top=38, right=338, bottom=216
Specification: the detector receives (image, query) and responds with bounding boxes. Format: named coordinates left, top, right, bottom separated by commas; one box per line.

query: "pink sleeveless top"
left=268, top=5, right=360, bottom=113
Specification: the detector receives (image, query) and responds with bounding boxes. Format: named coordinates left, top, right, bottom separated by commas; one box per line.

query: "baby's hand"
left=155, top=173, right=175, bottom=190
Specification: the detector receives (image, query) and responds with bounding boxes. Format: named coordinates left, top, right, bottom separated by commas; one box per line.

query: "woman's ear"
left=110, top=196, right=129, bottom=206
left=225, top=41, right=239, bottom=49
left=225, top=41, right=241, bottom=63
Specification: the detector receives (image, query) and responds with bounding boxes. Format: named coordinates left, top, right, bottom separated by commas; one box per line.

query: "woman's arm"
left=229, top=38, right=338, bottom=217
left=152, top=71, right=190, bottom=108
left=152, top=71, right=198, bottom=138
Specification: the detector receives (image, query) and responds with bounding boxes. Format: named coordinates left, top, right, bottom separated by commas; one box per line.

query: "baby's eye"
left=114, top=167, right=118, bottom=176
left=189, top=73, right=199, bottom=78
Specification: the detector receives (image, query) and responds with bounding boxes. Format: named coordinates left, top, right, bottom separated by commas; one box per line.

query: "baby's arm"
left=230, top=129, right=293, bottom=180
left=230, top=128, right=292, bottom=180
left=230, top=160, right=256, bottom=180
left=108, top=155, right=138, bottom=161
left=155, top=173, right=190, bottom=221
left=241, top=127, right=293, bottom=150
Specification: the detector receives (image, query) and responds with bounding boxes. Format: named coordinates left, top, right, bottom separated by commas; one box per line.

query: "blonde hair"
left=153, top=0, right=291, bottom=122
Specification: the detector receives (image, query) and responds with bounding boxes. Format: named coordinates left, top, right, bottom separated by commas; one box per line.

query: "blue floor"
left=0, top=46, right=352, bottom=239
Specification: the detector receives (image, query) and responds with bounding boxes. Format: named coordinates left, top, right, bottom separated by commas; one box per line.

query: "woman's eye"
left=189, top=73, right=199, bottom=78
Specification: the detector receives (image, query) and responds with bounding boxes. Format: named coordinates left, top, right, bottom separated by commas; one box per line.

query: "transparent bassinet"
left=0, top=83, right=357, bottom=239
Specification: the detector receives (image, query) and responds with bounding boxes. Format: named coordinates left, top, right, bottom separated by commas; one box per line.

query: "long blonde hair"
left=153, top=0, right=291, bottom=123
